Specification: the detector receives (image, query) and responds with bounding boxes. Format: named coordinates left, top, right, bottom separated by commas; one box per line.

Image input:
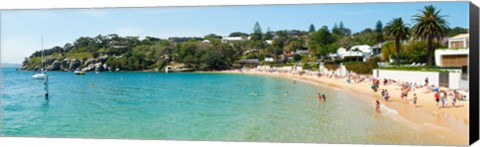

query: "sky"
left=0, top=1, right=469, bottom=64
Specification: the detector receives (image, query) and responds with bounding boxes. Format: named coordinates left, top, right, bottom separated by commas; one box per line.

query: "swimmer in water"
left=284, top=91, right=288, bottom=96
left=322, top=94, right=326, bottom=102
left=91, top=83, right=95, bottom=88
left=317, top=93, right=322, bottom=102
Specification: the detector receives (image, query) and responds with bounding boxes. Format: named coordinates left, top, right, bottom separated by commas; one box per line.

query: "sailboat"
left=33, top=35, right=47, bottom=79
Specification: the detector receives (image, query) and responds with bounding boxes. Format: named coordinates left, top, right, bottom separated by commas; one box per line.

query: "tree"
left=264, top=27, right=274, bottom=40
left=374, top=20, right=385, bottom=44
left=309, top=24, right=316, bottom=33
left=447, top=27, right=468, bottom=37
left=411, top=5, right=449, bottom=67
left=332, top=23, right=341, bottom=35
left=308, top=26, right=336, bottom=58
left=229, top=32, right=249, bottom=37
left=203, top=33, right=222, bottom=40
left=338, top=22, right=351, bottom=36
left=385, top=17, right=409, bottom=66
left=251, top=21, right=263, bottom=41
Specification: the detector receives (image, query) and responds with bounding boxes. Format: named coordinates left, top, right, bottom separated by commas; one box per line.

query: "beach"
left=218, top=68, right=470, bottom=145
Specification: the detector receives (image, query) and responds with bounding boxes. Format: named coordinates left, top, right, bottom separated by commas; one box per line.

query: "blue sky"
left=1, top=1, right=469, bottom=64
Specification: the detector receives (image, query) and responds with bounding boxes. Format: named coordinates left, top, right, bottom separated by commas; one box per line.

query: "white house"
left=448, top=33, right=469, bottom=48
left=264, top=57, right=275, bottom=62
left=435, top=34, right=469, bottom=67
left=221, top=37, right=245, bottom=43
left=329, top=45, right=372, bottom=61
left=350, top=45, right=373, bottom=57
left=265, top=40, right=273, bottom=45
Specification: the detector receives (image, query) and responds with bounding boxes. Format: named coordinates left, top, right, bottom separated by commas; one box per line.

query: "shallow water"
left=1, top=67, right=458, bottom=145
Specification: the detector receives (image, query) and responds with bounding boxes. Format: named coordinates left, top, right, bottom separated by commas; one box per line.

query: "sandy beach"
left=216, top=68, right=470, bottom=145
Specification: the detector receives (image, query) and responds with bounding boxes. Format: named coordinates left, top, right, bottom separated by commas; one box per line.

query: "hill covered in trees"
left=21, top=20, right=467, bottom=72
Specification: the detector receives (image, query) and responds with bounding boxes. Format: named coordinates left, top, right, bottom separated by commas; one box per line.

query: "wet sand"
left=215, top=69, right=469, bottom=145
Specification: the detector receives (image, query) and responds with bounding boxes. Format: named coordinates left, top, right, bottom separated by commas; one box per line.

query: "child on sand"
left=442, top=91, right=448, bottom=107
left=434, top=91, right=440, bottom=107
left=376, top=100, right=381, bottom=113
left=452, top=95, right=457, bottom=107
left=384, top=90, right=390, bottom=102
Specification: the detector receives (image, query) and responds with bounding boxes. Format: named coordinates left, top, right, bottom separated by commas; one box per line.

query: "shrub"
left=344, top=57, right=380, bottom=74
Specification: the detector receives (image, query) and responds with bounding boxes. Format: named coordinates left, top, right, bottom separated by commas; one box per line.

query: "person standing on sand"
left=434, top=91, right=440, bottom=108
left=385, top=90, right=390, bottom=102
left=376, top=100, right=381, bottom=113
left=425, top=77, right=429, bottom=87
left=413, top=93, right=417, bottom=107
left=442, top=91, right=448, bottom=107
left=452, top=94, right=457, bottom=107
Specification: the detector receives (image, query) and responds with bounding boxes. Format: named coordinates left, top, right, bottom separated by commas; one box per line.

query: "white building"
left=448, top=33, right=469, bottom=48
left=329, top=45, right=373, bottom=61
left=265, top=40, right=273, bottom=45
left=264, top=57, right=275, bottom=62
left=350, top=45, right=373, bottom=57
left=435, top=34, right=469, bottom=67
left=221, top=37, right=246, bottom=43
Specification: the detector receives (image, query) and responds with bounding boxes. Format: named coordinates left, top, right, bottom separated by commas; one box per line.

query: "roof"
left=450, top=33, right=469, bottom=39
left=350, top=45, right=372, bottom=53
left=295, top=50, right=309, bottom=55
left=222, top=37, right=244, bottom=41
left=336, top=47, right=347, bottom=54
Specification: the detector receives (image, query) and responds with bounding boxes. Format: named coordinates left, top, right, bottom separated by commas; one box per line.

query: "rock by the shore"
left=48, top=60, right=61, bottom=71
left=69, top=59, right=82, bottom=71
left=84, top=59, right=95, bottom=66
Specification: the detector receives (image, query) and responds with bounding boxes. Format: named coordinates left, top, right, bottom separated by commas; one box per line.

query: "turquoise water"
left=1, top=67, right=453, bottom=145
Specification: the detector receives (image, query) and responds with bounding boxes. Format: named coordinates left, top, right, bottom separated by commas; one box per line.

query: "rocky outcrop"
left=97, top=56, right=108, bottom=64
left=69, top=59, right=82, bottom=71
left=84, top=59, right=95, bottom=67
left=22, top=56, right=112, bottom=72
left=47, top=60, right=61, bottom=71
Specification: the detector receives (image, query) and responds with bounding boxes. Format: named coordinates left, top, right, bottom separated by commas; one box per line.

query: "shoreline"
left=213, top=69, right=469, bottom=145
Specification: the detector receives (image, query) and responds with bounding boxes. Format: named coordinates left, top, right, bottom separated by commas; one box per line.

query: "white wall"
left=373, top=69, right=439, bottom=87
left=373, top=69, right=465, bottom=90
left=448, top=72, right=461, bottom=89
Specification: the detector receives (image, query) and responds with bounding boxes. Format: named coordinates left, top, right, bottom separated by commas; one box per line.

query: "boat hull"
left=32, top=74, right=47, bottom=79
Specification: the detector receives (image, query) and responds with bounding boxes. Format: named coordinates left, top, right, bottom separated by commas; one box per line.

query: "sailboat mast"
left=41, top=35, right=44, bottom=72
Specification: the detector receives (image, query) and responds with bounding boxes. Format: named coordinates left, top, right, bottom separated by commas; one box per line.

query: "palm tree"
left=411, top=5, right=449, bottom=67
left=385, top=17, right=409, bottom=66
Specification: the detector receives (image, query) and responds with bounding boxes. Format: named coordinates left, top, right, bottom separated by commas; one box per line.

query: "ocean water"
left=1, top=67, right=454, bottom=145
